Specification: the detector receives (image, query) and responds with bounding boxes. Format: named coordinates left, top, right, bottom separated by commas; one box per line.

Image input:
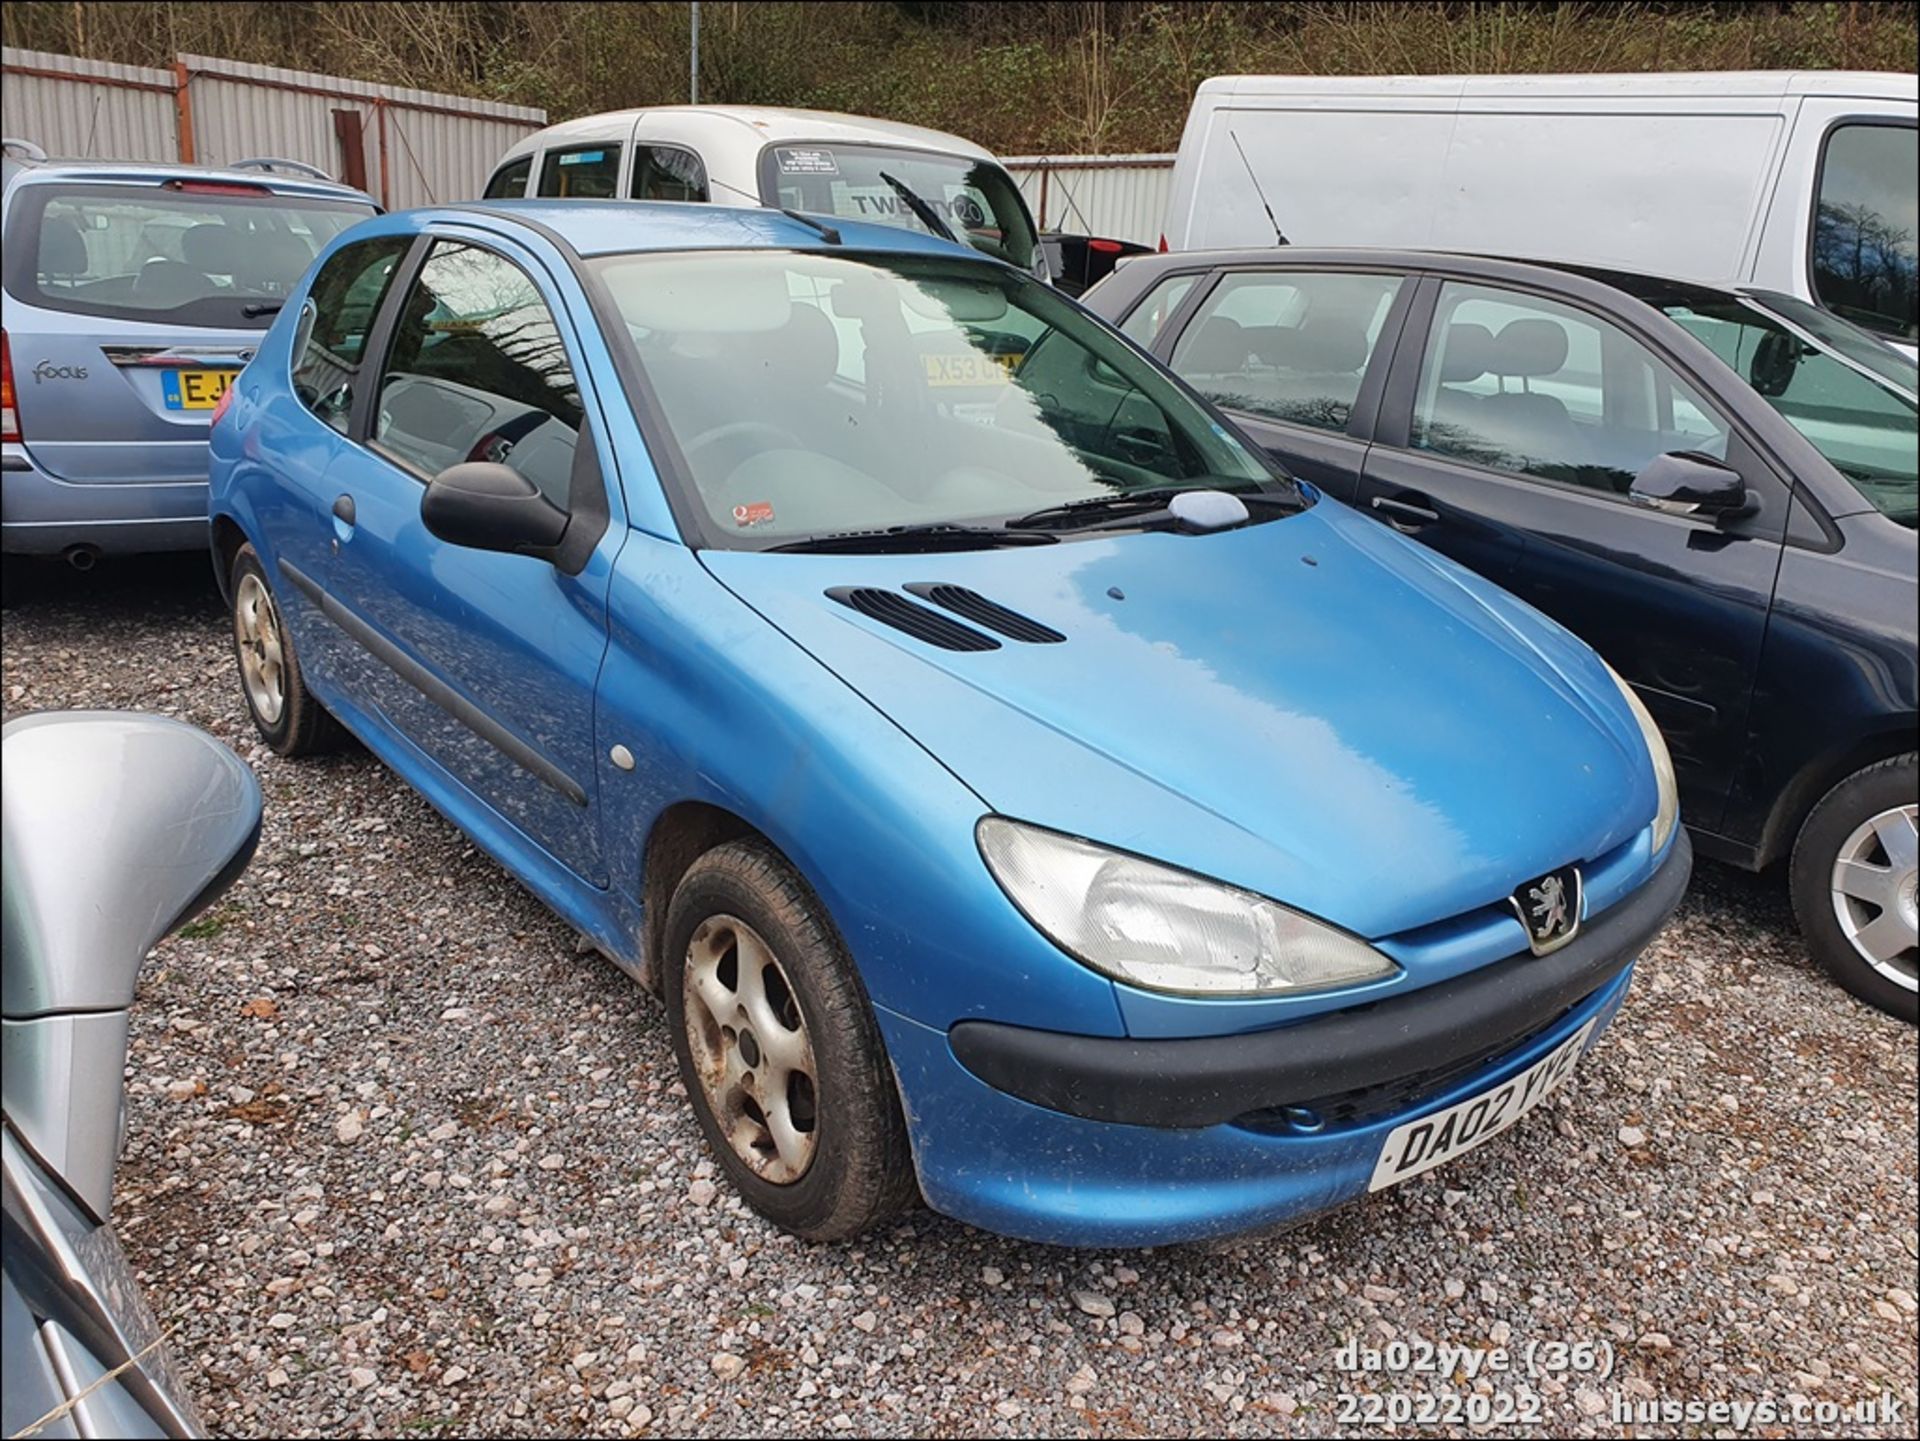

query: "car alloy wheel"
left=1829, top=803, right=1919, bottom=992
left=233, top=570, right=287, bottom=727
left=680, top=913, right=820, bottom=1183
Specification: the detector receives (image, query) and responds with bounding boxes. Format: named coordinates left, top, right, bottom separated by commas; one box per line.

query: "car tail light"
left=1157, top=233, right=1168, bottom=253
left=1090, top=238, right=1123, bottom=254
left=166, top=179, right=270, bottom=197
left=1, top=331, right=18, bottom=444
left=210, top=380, right=237, bottom=428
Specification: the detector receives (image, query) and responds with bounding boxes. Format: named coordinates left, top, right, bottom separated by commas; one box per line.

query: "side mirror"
left=1628, top=450, right=1751, bottom=521
left=421, top=461, right=568, bottom=561
left=1749, top=329, right=1802, bottom=397
left=3, top=712, right=262, bottom=1221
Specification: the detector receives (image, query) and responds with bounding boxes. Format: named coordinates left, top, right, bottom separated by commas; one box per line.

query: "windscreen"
left=1665, top=295, right=1918, bottom=527
left=591, top=250, right=1276, bottom=548
left=758, top=144, right=1040, bottom=273
left=4, top=182, right=374, bottom=328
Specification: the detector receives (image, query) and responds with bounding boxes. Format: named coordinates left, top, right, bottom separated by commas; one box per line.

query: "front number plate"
left=162, top=368, right=237, bottom=410
left=1367, top=1017, right=1599, bottom=1192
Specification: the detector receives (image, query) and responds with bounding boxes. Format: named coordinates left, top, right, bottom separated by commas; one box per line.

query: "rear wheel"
left=1790, top=754, right=1918, bottom=1023
left=228, top=543, right=342, bottom=756
left=662, top=839, right=916, bottom=1240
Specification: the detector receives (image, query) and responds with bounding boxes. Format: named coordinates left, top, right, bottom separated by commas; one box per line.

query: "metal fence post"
left=171, top=56, right=195, bottom=163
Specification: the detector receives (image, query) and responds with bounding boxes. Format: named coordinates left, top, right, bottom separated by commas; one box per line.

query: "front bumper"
left=2, top=449, right=209, bottom=555
left=880, top=830, right=1690, bottom=1246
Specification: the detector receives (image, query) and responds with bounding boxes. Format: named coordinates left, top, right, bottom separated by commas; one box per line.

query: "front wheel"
left=662, top=839, right=917, bottom=1240
left=1790, top=754, right=1918, bottom=1023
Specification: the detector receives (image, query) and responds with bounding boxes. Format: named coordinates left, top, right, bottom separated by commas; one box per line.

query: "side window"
left=291, top=236, right=412, bottom=433
left=631, top=146, right=708, bottom=203
left=483, top=156, right=532, bottom=200
left=1118, top=273, right=1198, bottom=349
left=373, top=242, right=583, bottom=509
left=537, top=145, right=621, bottom=199
left=1811, top=122, right=1918, bottom=342
left=1167, top=271, right=1403, bottom=433
left=1412, top=282, right=1730, bottom=496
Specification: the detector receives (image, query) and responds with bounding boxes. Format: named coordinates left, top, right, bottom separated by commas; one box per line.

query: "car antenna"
left=781, top=208, right=841, bottom=245
left=1229, top=130, right=1289, bottom=247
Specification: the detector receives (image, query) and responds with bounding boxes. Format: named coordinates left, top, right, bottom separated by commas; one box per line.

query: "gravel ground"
left=4, top=556, right=1917, bottom=1440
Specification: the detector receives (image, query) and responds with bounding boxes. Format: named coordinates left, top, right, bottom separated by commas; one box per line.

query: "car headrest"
left=181, top=223, right=243, bottom=274
left=1489, top=318, right=1568, bottom=379
left=1437, top=322, right=1494, bottom=383
left=38, top=217, right=88, bottom=277
left=1292, top=312, right=1369, bottom=374
left=1181, top=315, right=1247, bottom=373
left=236, top=231, right=315, bottom=288
left=763, top=303, right=840, bottom=385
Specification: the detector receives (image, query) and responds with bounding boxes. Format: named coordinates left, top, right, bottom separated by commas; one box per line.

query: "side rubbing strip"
left=276, top=559, right=588, bottom=807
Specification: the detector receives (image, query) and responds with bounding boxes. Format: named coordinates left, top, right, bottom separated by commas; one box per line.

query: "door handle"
left=1371, top=494, right=1440, bottom=525
left=332, top=494, right=357, bottom=526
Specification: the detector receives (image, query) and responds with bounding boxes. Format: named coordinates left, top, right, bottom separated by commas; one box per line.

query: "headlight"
left=1604, top=663, right=1678, bottom=854
left=977, top=818, right=1400, bottom=996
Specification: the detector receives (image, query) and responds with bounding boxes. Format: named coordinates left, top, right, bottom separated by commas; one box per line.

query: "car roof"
left=446, top=198, right=989, bottom=262
left=1, top=156, right=377, bottom=206
left=1114, top=245, right=1753, bottom=311
left=1194, top=69, right=1917, bottom=104
left=499, top=105, right=996, bottom=166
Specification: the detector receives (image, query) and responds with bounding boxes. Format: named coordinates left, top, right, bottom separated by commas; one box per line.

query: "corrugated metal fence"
left=1005, top=153, right=1175, bottom=247
left=2, top=47, right=545, bottom=207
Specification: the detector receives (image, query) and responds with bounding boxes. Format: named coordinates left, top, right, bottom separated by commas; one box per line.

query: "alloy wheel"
left=681, top=913, right=820, bottom=1183
left=234, top=572, right=287, bottom=726
left=1829, top=803, right=1919, bottom=992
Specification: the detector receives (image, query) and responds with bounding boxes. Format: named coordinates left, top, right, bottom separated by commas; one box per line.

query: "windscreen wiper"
left=1007, top=484, right=1297, bottom=532
left=877, top=171, right=959, bottom=244
left=241, top=300, right=284, bottom=318
left=768, top=522, right=1059, bottom=554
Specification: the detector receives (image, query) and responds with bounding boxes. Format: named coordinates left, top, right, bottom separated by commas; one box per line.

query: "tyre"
left=662, top=839, right=917, bottom=1240
left=228, top=543, right=343, bottom=757
left=1789, top=754, right=1918, bottom=1023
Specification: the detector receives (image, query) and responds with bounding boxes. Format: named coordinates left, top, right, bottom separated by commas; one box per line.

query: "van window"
left=758, top=144, right=1038, bottom=273
left=538, top=145, right=621, bottom=199
left=483, top=156, right=532, bottom=199
left=2, top=183, right=372, bottom=328
left=631, top=146, right=708, bottom=203
left=1412, top=282, right=1731, bottom=497
left=1811, top=123, right=1918, bottom=343
left=1168, top=271, right=1402, bottom=433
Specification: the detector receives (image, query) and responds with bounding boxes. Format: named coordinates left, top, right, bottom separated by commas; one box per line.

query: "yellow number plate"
left=162, top=369, right=237, bottom=410
left=921, top=352, right=1017, bottom=387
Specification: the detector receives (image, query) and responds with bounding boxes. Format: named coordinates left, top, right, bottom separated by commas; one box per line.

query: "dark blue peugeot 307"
left=209, top=202, right=1689, bottom=1245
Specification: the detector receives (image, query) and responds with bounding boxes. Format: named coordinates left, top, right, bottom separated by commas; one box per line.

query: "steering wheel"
left=681, top=420, right=805, bottom=476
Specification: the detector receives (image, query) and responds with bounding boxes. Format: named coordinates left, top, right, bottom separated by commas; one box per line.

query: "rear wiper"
left=241, top=300, right=284, bottom=318
left=878, top=171, right=958, bottom=244
left=1008, top=484, right=1296, bottom=531
left=767, top=522, right=1058, bottom=554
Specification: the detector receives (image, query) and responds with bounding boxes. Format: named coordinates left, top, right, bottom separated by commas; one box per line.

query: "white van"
left=1163, top=71, right=1918, bottom=348
left=482, top=105, right=1046, bottom=277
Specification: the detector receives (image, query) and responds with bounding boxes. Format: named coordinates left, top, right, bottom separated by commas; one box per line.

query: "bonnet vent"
left=826, top=587, right=1000, bottom=652
left=904, top=583, right=1065, bottom=644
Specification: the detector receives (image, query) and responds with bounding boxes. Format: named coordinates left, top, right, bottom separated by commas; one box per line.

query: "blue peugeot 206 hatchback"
left=209, top=201, right=1690, bottom=1246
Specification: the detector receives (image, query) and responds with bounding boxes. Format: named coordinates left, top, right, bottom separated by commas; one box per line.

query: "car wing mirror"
left=1628, top=450, right=1752, bottom=522
left=1748, top=329, right=1802, bottom=397
left=3, top=712, right=262, bottom=1221
left=421, top=461, right=569, bottom=562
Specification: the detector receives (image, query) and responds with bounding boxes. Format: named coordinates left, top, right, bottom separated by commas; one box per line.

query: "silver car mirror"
left=2, top=711, right=262, bottom=1221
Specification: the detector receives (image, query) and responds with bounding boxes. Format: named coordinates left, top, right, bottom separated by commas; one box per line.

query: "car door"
left=327, top=233, right=620, bottom=884
left=1154, top=267, right=1413, bottom=502
left=1362, top=275, right=1790, bottom=832
left=258, top=233, right=415, bottom=679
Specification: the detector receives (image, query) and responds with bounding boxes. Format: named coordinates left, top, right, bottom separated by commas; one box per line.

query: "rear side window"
left=1168, top=271, right=1403, bottom=433
left=538, top=145, right=620, bottom=199
left=291, top=236, right=412, bottom=433
left=373, top=242, right=583, bottom=508
left=483, top=156, right=532, bottom=199
left=1811, top=123, right=1918, bottom=343
left=631, top=145, right=707, bottom=202
left=2, top=182, right=373, bottom=328
left=1118, top=273, right=1198, bottom=349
